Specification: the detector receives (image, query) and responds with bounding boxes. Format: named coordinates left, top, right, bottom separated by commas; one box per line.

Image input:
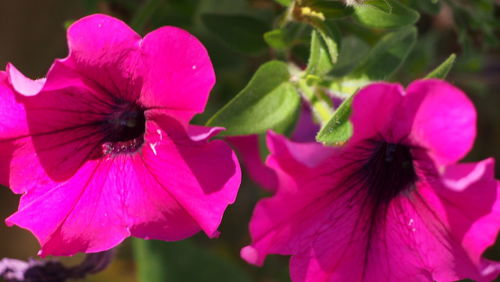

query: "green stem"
left=297, top=79, right=333, bottom=125
left=133, top=239, right=170, bottom=282
left=279, top=0, right=296, bottom=28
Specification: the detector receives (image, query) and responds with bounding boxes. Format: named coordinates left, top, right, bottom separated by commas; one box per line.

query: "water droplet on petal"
left=156, top=129, right=163, bottom=140
left=149, top=143, right=158, bottom=156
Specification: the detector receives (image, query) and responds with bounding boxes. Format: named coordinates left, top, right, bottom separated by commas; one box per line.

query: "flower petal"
left=4, top=63, right=113, bottom=184
left=244, top=132, right=499, bottom=281
left=428, top=158, right=500, bottom=273
left=6, top=159, right=129, bottom=257
left=242, top=133, right=347, bottom=266
left=287, top=181, right=500, bottom=282
left=6, top=153, right=211, bottom=256
left=140, top=115, right=240, bottom=237
left=0, top=71, right=29, bottom=139
left=65, top=14, right=142, bottom=101
left=138, top=26, right=215, bottom=121
left=226, top=135, right=278, bottom=192
left=405, top=79, right=476, bottom=165
left=6, top=64, right=45, bottom=96
left=267, top=131, right=336, bottom=174
left=350, top=82, right=408, bottom=144
left=117, top=155, right=202, bottom=242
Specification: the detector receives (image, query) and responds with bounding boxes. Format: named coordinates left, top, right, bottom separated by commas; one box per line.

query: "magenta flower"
left=241, top=80, right=500, bottom=281
left=0, top=14, right=241, bottom=256
left=226, top=100, right=329, bottom=192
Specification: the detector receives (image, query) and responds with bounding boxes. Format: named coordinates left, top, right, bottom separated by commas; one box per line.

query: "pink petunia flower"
left=0, top=14, right=241, bottom=256
left=227, top=97, right=340, bottom=192
left=241, top=80, right=500, bottom=281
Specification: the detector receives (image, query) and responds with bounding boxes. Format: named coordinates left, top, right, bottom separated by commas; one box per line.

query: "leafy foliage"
left=316, top=93, right=354, bottom=145
left=207, top=61, right=300, bottom=136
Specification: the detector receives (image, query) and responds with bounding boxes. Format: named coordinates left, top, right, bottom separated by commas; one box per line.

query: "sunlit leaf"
left=354, top=0, right=419, bottom=28
left=207, top=61, right=300, bottom=136
left=264, top=29, right=289, bottom=50
left=273, top=0, right=292, bottom=6
left=316, top=94, right=354, bottom=145
left=306, top=30, right=334, bottom=76
left=303, top=0, right=354, bottom=19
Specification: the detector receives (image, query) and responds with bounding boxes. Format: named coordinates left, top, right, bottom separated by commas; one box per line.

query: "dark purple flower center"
left=101, top=102, right=146, bottom=155
left=359, top=141, right=417, bottom=205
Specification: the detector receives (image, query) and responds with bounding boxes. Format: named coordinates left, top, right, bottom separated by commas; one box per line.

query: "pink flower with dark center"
left=0, top=14, right=241, bottom=256
left=241, top=80, right=500, bottom=281
left=227, top=97, right=340, bottom=192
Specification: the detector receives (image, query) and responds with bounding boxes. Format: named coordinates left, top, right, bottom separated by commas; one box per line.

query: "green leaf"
left=309, top=20, right=341, bottom=66
left=354, top=0, right=420, bottom=28
left=264, top=29, right=289, bottom=50
left=425, top=53, right=456, bottom=79
left=351, top=26, right=417, bottom=80
left=316, top=94, right=355, bottom=145
left=133, top=239, right=251, bottom=282
left=306, top=30, right=334, bottom=76
left=207, top=61, right=300, bottom=136
left=202, top=14, right=269, bottom=55
left=364, top=0, right=392, bottom=13
left=273, top=0, right=292, bottom=6
left=303, top=0, right=354, bottom=19
left=331, top=36, right=370, bottom=77
left=63, top=20, right=75, bottom=30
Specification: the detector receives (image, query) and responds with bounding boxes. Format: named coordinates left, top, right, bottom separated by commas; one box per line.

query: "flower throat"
left=101, top=102, right=146, bottom=155
left=359, top=141, right=417, bottom=205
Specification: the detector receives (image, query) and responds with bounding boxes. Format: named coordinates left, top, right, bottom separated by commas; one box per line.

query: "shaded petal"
left=422, top=158, right=500, bottom=277
left=140, top=115, right=240, bottom=237
left=291, top=103, right=320, bottom=143
left=226, top=135, right=278, bottom=192
left=0, top=71, right=29, bottom=139
left=4, top=63, right=112, bottom=184
left=405, top=79, right=476, bottom=165
left=267, top=131, right=336, bottom=175
left=65, top=14, right=142, bottom=101
left=138, top=26, right=215, bottom=121
left=0, top=71, right=28, bottom=186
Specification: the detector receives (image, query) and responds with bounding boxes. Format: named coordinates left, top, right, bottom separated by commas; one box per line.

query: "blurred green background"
left=0, top=0, right=498, bottom=281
